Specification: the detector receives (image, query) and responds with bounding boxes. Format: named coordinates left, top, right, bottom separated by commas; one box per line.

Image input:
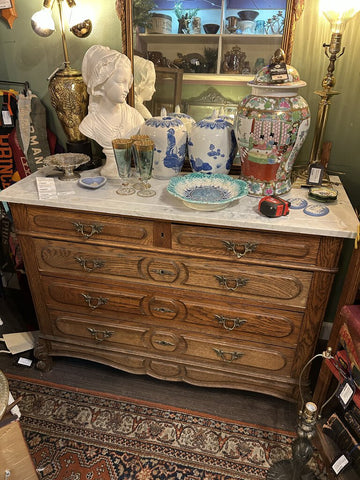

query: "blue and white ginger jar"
left=168, top=106, right=196, bottom=134
left=140, top=111, right=187, bottom=180
left=188, top=114, right=237, bottom=175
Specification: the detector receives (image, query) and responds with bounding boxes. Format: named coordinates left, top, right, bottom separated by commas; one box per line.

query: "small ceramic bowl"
left=203, top=24, right=220, bottom=34
left=238, top=10, right=259, bottom=21
left=78, top=176, right=107, bottom=189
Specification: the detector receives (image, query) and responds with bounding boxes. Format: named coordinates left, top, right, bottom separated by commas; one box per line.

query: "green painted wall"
left=0, top=0, right=359, bottom=209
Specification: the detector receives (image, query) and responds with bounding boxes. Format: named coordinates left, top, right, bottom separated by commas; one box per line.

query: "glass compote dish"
left=43, top=153, right=90, bottom=180
left=112, top=138, right=135, bottom=195
left=133, top=139, right=156, bottom=197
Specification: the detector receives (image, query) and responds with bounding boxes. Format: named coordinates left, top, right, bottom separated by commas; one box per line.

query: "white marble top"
left=0, top=168, right=359, bottom=239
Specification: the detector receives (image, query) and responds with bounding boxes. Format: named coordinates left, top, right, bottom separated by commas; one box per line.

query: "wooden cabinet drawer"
left=172, top=223, right=320, bottom=267
left=48, top=310, right=294, bottom=377
left=22, top=205, right=154, bottom=246
left=35, top=239, right=312, bottom=308
left=40, top=276, right=302, bottom=347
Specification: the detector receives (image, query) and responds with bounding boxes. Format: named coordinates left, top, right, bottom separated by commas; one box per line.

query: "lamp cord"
left=298, top=348, right=336, bottom=419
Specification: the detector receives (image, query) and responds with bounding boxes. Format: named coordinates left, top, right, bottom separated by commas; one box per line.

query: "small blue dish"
left=78, top=176, right=107, bottom=189
left=303, top=204, right=329, bottom=217
left=287, top=198, right=308, bottom=210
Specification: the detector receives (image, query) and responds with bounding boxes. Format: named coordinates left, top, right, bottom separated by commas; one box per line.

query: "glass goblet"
left=133, top=140, right=156, bottom=197
left=130, top=134, right=151, bottom=189
left=112, top=138, right=135, bottom=195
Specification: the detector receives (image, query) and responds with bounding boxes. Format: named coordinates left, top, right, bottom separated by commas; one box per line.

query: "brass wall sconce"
left=31, top=0, right=93, bottom=154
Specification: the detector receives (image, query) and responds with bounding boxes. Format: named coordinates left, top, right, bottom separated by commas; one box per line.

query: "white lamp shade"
left=319, top=0, right=360, bottom=33
left=31, top=7, right=55, bottom=37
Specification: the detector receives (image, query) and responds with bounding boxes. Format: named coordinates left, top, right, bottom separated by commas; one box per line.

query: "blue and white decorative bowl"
left=167, top=172, right=248, bottom=211
left=78, top=176, right=107, bottom=189
left=140, top=114, right=187, bottom=180
left=188, top=115, right=237, bottom=175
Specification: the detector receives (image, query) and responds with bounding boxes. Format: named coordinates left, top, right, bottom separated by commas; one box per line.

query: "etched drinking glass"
left=112, top=138, right=135, bottom=195
left=133, top=140, right=156, bottom=197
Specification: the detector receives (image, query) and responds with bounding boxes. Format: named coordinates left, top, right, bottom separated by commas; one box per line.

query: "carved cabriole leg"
left=34, top=338, right=53, bottom=372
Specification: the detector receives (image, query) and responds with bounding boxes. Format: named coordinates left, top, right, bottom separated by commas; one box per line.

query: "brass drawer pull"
left=81, top=293, right=108, bottom=310
left=155, top=340, right=175, bottom=347
left=75, top=256, right=105, bottom=272
left=213, top=348, right=243, bottom=363
left=215, top=275, right=249, bottom=291
left=72, top=221, right=104, bottom=239
left=215, top=314, right=247, bottom=331
left=87, top=328, right=114, bottom=343
left=223, top=240, right=257, bottom=259
left=153, top=306, right=175, bottom=313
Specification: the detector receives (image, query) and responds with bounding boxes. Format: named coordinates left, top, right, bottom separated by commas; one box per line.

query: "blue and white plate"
left=303, top=204, right=329, bottom=217
left=167, top=173, right=248, bottom=211
left=78, top=176, right=107, bottom=189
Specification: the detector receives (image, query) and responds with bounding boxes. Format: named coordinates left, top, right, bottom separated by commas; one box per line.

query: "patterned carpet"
left=7, top=375, right=325, bottom=479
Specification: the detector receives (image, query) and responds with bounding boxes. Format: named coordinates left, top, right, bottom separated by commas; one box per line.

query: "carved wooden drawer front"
left=41, top=276, right=302, bottom=347
left=171, top=224, right=321, bottom=267
left=35, top=239, right=311, bottom=309
left=52, top=312, right=147, bottom=347
left=181, top=335, right=293, bottom=376
left=49, top=310, right=293, bottom=377
left=24, top=206, right=154, bottom=246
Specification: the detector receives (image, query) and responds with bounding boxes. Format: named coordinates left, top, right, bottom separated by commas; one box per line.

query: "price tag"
left=269, top=62, right=289, bottom=82
left=36, top=177, right=58, bottom=200
left=307, top=163, right=324, bottom=186
left=337, top=380, right=356, bottom=409
left=1, top=109, right=13, bottom=127
left=331, top=453, right=350, bottom=475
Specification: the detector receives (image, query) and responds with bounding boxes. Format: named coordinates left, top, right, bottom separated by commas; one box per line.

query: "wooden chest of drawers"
left=9, top=201, right=347, bottom=401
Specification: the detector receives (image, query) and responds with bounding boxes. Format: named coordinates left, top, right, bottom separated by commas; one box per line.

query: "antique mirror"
left=116, top=0, right=304, bottom=110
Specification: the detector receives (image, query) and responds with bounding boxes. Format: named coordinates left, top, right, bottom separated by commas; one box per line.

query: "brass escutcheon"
left=215, top=275, right=249, bottom=291
left=223, top=240, right=257, bottom=259
left=75, top=256, right=105, bottom=272
left=213, top=348, right=244, bottom=363
left=81, top=293, right=108, bottom=310
left=72, top=221, right=103, bottom=239
left=87, top=328, right=114, bottom=343
left=215, top=314, right=247, bottom=331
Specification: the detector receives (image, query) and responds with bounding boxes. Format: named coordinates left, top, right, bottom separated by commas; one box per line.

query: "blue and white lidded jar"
left=167, top=105, right=196, bottom=134
left=140, top=108, right=187, bottom=180
left=188, top=112, right=237, bottom=175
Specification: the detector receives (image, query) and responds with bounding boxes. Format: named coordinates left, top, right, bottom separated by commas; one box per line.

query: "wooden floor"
left=0, top=288, right=297, bottom=431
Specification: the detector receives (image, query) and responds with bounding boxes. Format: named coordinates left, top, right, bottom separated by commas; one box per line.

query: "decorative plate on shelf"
left=167, top=173, right=248, bottom=211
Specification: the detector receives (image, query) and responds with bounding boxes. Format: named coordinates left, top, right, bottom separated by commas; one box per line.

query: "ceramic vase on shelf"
left=139, top=108, right=187, bottom=180
left=234, top=49, right=311, bottom=196
left=188, top=111, right=237, bottom=175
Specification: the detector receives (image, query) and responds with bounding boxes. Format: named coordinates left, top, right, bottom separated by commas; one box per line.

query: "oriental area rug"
left=7, top=376, right=326, bottom=480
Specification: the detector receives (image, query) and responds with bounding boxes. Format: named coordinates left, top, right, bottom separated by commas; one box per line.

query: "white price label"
left=36, top=177, right=57, bottom=200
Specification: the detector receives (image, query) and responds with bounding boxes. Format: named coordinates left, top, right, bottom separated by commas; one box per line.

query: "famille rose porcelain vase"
left=140, top=109, right=187, bottom=180
left=234, top=53, right=311, bottom=195
left=188, top=112, right=237, bottom=175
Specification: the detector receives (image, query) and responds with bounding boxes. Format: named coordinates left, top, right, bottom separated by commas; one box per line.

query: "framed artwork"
left=0, top=1, right=12, bottom=8
left=0, top=0, right=17, bottom=28
left=183, top=87, right=238, bottom=122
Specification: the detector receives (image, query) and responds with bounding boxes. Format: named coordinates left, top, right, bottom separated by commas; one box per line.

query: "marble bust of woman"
left=134, top=55, right=156, bottom=120
left=79, top=45, right=144, bottom=178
